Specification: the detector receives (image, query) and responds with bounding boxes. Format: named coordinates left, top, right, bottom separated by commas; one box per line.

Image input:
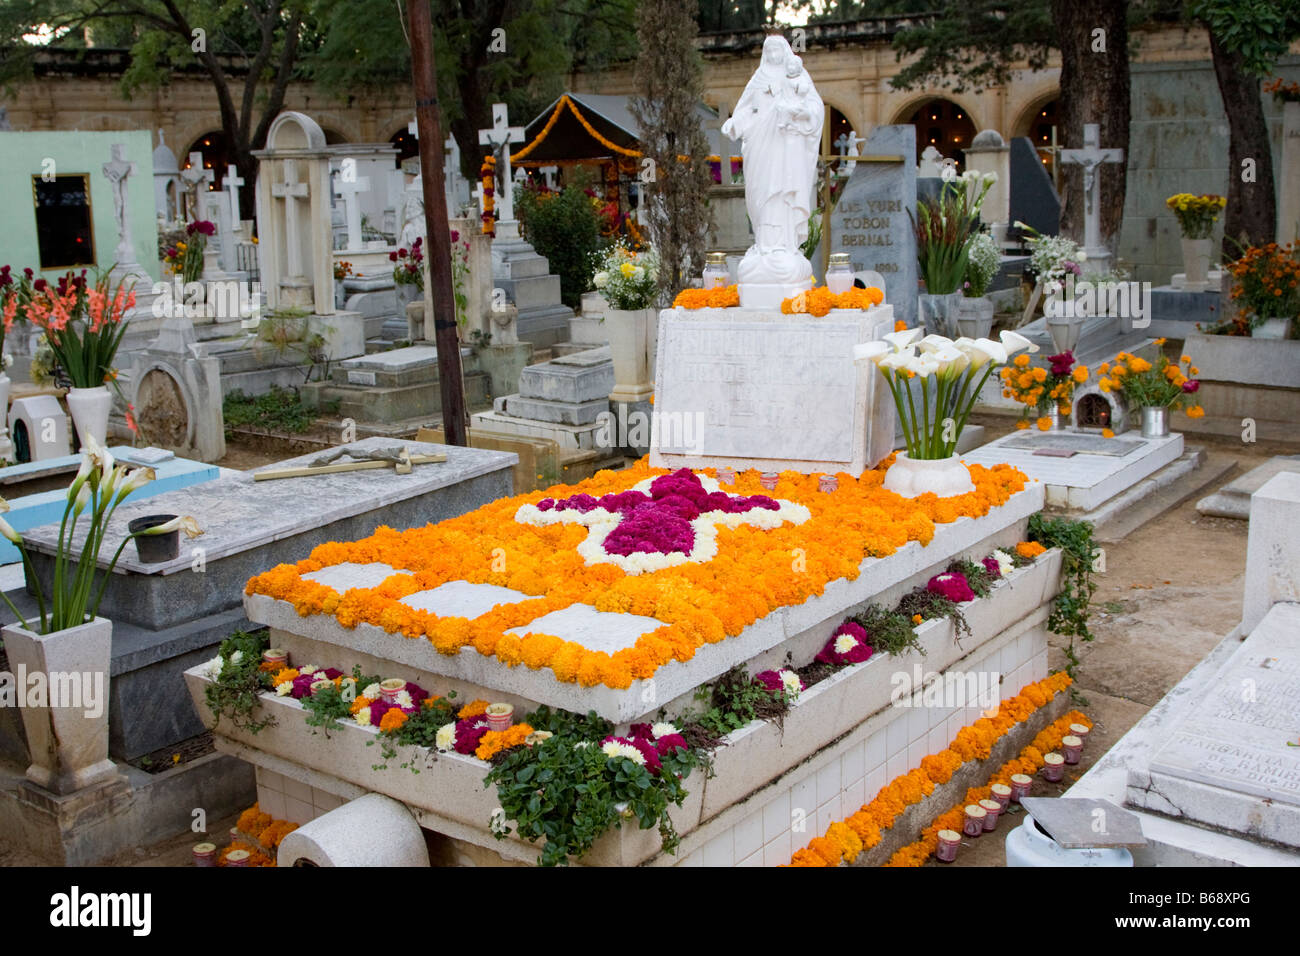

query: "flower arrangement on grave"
left=777, top=284, right=885, bottom=316
left=1097, top=346, right=1204, bottom=418
left=672, top=284, right=741, bottom=309
left=0, top=264, right=34, bottom=363
left=1165, top=193, right=1226, bottom=240
left=1219, top=241, right=1300, bottom=335
left=479, top=156, right=496, bottom=236
left=333, top=260, right=353, bottom=281
left=912, top=170, right=997, bottom=295
left=1016, top=222, right=1083, bottom=292
left=449, top=228, right=471, bottom=328
left=591, top=242, right=658, bottom=310
left=1000, top=349, right=1089, bottom=429
left=963, top=231, right=1001, bottom=299
left=0, top=435, right=200, bottom=634
left=22, top=269, right=134, bottom=389
left=1264, top=77, right=1300, bottom=104
left=389, top=237, right=425, bottom=289
left=815, top=621, right=873, bottom=666
left=855, top=328, right=1038, bottom=460
left=162, top=219, right=215, bottom=284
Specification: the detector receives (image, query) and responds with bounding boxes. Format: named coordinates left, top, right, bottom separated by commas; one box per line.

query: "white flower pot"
left=0, top=372, right=12, bottom=462
left=1251, top=317, right=1291, bottom=340
left=1180, top=237, right=1213, bottom=288
left=606, top=306, right=656, bottom=403
left=1, top=616, right=118, bottom=795
left=882, top=453, right=975, bottom=498
left=66, top=385, right=112, bottom=452
left=955, top=296, right=995, bottom=339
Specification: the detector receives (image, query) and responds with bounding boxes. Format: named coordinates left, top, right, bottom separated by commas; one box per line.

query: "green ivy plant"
left=203, top=630, right=275, bottom=735
left=1028, top=513, right=1099, bottom=687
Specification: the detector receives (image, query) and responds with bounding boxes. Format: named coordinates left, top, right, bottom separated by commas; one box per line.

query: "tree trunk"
left=1051, top=0, right=1130, bottom=254
left=1206, top=30, right=1276, bottom=257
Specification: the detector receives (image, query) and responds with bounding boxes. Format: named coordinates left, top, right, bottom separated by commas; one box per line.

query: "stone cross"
left=473, top=180, right=488, bottom=217
left=102, top=143, right=138, bottom=270
left=834, top=131, right=864, bottom=175
left=478, top=102, right=525, bottom=223
left=1060, top=123, right=1124, bottom=274
left=540, top=165, right=559, bottom=190
left=333, top=171, right=371, bottom=250
left=918, top=145, right=945, bottom=178
left=443, top=134, right=471, bottom=212
left=223, top=164, right=244, bottom=225
left=179, top=151, right=214, bottom=220
left=271, top=160, right=310, bottom=278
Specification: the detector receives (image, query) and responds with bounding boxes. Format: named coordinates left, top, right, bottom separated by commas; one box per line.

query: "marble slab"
left=305, top=562, right=413, bottom=592
left=1002, top=432, right=1148, bottom=458
left=401, top=580, right=531, bottom=619
left=505, top=604, right=664, bottom=655
left=962, top=430, right=1183, bottom=512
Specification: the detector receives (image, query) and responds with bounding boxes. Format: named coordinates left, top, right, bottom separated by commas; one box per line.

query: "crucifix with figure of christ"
left=1060, top=123, right=1124, bottom=275
left=478, top=103, right=525, bottom=237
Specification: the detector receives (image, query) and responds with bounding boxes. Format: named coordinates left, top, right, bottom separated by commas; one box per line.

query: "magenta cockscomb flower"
left=927, top=572, right=975, bottom=603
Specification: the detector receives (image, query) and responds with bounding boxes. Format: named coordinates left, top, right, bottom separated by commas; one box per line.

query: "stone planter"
left=65, top=385, right=112, bottom=452
left=1, top=616, right=117, bottom=795
left=1180, top=237, right=1213, bottom=291
left=606, top=306, right=656, bottom=403
left=955, top=296, right=995, bottom=339
left=882, top=453, right=976, bottom=498
left=1251, top=317, right=1292, bottom=340
left=918, top=291, right=963, bottom=338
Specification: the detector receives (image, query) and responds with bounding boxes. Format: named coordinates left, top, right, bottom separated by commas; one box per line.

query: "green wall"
left=0, top=129, right=160, bottom=283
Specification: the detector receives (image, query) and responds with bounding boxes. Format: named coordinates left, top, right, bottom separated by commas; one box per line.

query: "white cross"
left=333, top=171, right=371, bottom=250
left=540, top=165, right=559, bottom=189
left=1060, top=123, right=1124, bottom=273
left=223, top=164, right=244, bottom=224
left=834, top=131, right=864, bottom=175
left=408, top=118, right=419, bottom=140
left=473, top=180, right=487, bottom=217
left=478, top=103, right=525, bottom=222
left=270, top=159, right=310, bottom=277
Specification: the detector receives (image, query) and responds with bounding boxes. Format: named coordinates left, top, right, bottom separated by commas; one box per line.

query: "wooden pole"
left=408, top=0, right=468, bottom=446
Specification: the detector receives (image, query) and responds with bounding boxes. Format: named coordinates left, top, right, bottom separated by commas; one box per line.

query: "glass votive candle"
left=262, top=648, right=288, bottom=668
left=310, top=679, right=333, bottom=696
left=192, top=842, right=216, bottom=867
left=936, top=829, right=961, bottom=863
left=818, top=475, right=839, bottom=493
left=225, top=849, right=250, bottom=867
left=759, top=472, right=779, bottom=491
left=990, top=783, right=1012, bottom=808
left=1069, top=723, right=1090, bottom=744
left=962, top=804, right=987, bottom=837
left=1042, top=752, right=1066, bottom=782
left=1010, top=774, right=1033, bottom=802
left=379, top=678, right=406, bottom=703
left=979, top=798, right=1002, bottom=831
left=1062, top=735, right=1084, bottom=764
left=486, top=702, right=514, bottom=732
left=715, top=467, right=736, bottom=485
left=825, top=253, right=855, bottom=295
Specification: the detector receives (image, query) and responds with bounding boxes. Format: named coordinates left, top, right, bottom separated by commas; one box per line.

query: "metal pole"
left=408, top=0, right=467, bottom=446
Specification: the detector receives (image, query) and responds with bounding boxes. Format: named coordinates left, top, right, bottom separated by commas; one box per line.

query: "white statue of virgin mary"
left=721, top=35, right=823, bottom=308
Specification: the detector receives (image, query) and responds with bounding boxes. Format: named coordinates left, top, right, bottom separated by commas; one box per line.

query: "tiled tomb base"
left=188, top=544, right=1063, bottom=866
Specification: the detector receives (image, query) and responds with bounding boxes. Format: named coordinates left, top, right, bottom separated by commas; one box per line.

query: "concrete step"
left=1089, top=448, right=1236, bottom=543
left=304, top=371, right=492, bottom=424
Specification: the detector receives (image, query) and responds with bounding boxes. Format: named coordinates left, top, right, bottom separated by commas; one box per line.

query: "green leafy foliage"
left=516, top=181, right=608, bottom=308
left=897, top=586, right=971, bottom=638
left=203, top=630, right=276, bottom=736
left=689, top=665, right=791, bottom=738
left=849, top=603, right=927, bottom=657
left=948, top=557, right=995, bottom=598
left=1028, top=513, right=1098, bottom=680
left=223, top=385, right=316, bottom=436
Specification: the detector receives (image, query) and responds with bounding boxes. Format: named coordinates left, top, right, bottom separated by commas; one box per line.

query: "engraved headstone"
left=820, top=125, right=917, bottom=329
left=1009, top=136, right=1060, bottom=238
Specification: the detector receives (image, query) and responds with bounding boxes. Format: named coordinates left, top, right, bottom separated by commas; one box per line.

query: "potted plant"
left=912, top=170, right=996, bottom=336
left=0, top=264, right=34, bottom=462
left=999, top=350, right=1090, bottom=431
left=1224, top=241, right=1300, bottom=339
left=0, top=437, right=198, bottom=794
left=855, top=328, right=1038, bottom=497
left=591, top=242, right=660, bottom=403
left=956, top=230, right=1001, bottom=338
left=1096, top=345, right=1203, bottom=438
left=1016, top=222, right=1084, bottom=336
left=390, top=238, right=425, bottom=309
left=1165, top=193, right=1225, bottom=290
left=333, top=260, right=353, bottom=309
left=23, top=269, right=134, bottom=450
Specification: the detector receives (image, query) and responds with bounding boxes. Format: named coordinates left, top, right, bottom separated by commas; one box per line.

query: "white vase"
left=1180, top=237, right=1213, bottom=288
left=955, top=296, right=995, bottom=339
left=66, top=385, right=112, bottom=452
left=2, top=616, right=118, bottom=795
left=0, top=372, right=12, bottom=462
left=1251, top=317, right=1290, bottom=340
left=606, top=306, right=656, bottom=403
left=882, top=453, right=976, bottom=498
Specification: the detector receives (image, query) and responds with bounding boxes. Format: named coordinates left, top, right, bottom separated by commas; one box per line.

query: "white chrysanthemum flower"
left=834, top=633, right=859, bottom=655
left=299, top=664, right=319, bottom=676
left=395, top=690, right=414, bottom=710
left=993, top=549, right=1016, bottom=577
left=651, top=722, right=677, bottom=739
left=362, top=683, right=382, bottom=700
left=275, top=681, right=294, bottom=697
left=229, top=650, right=244, bottom=666
left=593, top=271, right=609, bottom=289
left=435, top=722, right=456, bottom=751
left=779, top=669, right=802, bottom=699
left=354, top=707, right=372, bottom=727
left=201, top=655, right=224, bottom=680
left=574, top=740, right=591, bottom=750
left=601, top=740, right=646, bottom=765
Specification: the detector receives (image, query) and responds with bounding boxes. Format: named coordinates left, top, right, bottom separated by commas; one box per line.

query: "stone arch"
left=891, top=95, right=980, bottom=167
left=184, top=129, right=230, bottom=189
left=823, top=101, right=858, bottom=151
left=1010, top=89, right=1061, bottom=180
left=265, top=111, right=328, bottom=151
left=131, top=363, right=195, bottom=452
left=1011, top=86, right=1062, bottom=141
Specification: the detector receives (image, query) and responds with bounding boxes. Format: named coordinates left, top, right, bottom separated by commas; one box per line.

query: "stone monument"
left=1059, top=123, right=1124, bottom=277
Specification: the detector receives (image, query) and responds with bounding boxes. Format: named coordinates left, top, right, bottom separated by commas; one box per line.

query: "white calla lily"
left=968, top=337, right=1008, bottom=368
left=883, top=327, right=922, bottom=351
left=114, top=466, right=156, bottom=503
left=879, top=351, right=913, bottom=372
left=853, top=341, right=890, bottom=364
left=917, top=333, right=955, bottom=354
left=999, top=329, right=1040, bottom=356
left=906, top=355, right=941, bottom=378
left=931, top=344, right=969, bottom=376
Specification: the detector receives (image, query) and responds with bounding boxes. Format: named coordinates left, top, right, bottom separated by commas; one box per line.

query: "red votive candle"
left=990, top=783, right=1012, bottom=808
left=936, top=829, right=961, bottom=862
left=1062, top=735, right=1084, bottom=764
left=1010, top=774, right=1033, bottom=802
left=1042, top=752, right=1066, bottom=782
left=963, top=804, right=987, bottom=837
left=979, top=798, right=1002, bottom=831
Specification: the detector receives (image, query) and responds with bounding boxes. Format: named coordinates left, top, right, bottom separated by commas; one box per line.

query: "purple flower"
left=927, top=572, right=975, bottom=603
left=454, top=717, right=489, bottom=755
left=982, top=556, right=1002, bottom=579
left=815, top=621, right=874, bottom=666
left=655, top=733, right=688, bottom=755
left=1182, top=380, right=1199, bottom=394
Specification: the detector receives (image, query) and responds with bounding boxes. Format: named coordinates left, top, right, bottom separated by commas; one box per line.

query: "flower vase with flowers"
left=913, top=170, right=998, bottom=336
left=593, top=243, right=661, bottom=400
left=855, top=328, right=1039, bottom=496
left=1000, top=349, right=1089, bottom=431
left=1096, top=342, right=1203, bottom=437
left=1219, top=241, right=1300, bottom=339
left=1166, top=193, right=1225, bottom=289
left=162, top=219, right=215, bottom=285
left=390, top=237, right=425, bottom=292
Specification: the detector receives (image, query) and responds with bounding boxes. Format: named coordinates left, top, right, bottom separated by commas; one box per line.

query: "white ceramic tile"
left=282, top=795, right=314, bottom=825
left=304, top=561, right=411, bottom=592
left=886, top=752, right=908, bottom=782
left=283, top=775, right=312, bottom=804
left=762, top=792, right=791, bottom=843
left=400, top=579, right=532, bottom=619
left=885, top=713, right=909, bottom=756
left=816, top=759, right=842, bottom=807
left=505, top=603, right=663, bottom=654
left=946, top=711, right=964, bottom=745
left=907, top=738, right=927, bottom=770
left=702, top=830, right=735, bottom=867
left=791, top=775, right=818, bottom=819
left=865, top=763, right=887, bottom=801
left=841, top=740, right=864, bottom=783
left=737, top=850, right=763, bottom=867
left=259, top=789, right=286, bottom=822
left=928, top=725, right=949, bottom=754
left=762, top=830, right=792, bottom=867
left=843, top=776, right=866, bottom=816
left=865, top=730, right=885, bottom=770
left=816, top=800, right=838, bottom=839
left=907, top=704, right=928, bottom=742
left=677, top=850, right=703, bottom=867
left=735, top=809, right=764, bottom=860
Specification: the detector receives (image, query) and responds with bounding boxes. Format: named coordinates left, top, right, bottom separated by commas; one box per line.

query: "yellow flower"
left=1102, top=428, right=1115, bottom=438
left=1190, top=366, right=1200, bottom=376
left=1180, top=354, right=1192, bottom=364
left=1072, top=366, right=1088, bottom=383
left=1014, top=354, right=1031, bottom=368
left=1036, top=416, right=1052, bottom=431
left=1186, top=406, right=1205, bottom=419
left=619, top=262, right=636, bottom=278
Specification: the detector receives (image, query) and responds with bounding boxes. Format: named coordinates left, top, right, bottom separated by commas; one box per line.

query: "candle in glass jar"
left=1042, top=752, right=1066, bottom=782
left=963, top=804, right=987, bottom=837
left=936, top=829, right=961, bottom=862
left=979, top=798, right=1002, bottom=831
left=1010, top=773, right=1033, bottom=802
left=486, top=702, right=514, bottom=732
left=990, top=783, right=1012, bottom=808
left=225, top=849, right=250, bottom=867
left=825, top=253, right=854, bottom=295
left=1069, top=722, right=1090, bottom=743
left=379, top=678, right=405, bottom=703
left=192, top=842, right=216, bottom=867
left=262, top=648, right=288, bottom=668
left=759, top=472, right=779, bottom=491
left=1061, top=734, right=1084, bottom=764
left=715, top=467, right=736, bottom=485
left=818, top=475, right=838, bottom=493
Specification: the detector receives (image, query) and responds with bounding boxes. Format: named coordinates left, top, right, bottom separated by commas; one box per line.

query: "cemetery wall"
left=0, top=129, right=159, bottom=282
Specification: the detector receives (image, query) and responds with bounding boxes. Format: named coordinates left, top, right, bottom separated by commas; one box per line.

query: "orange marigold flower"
left=1036, top=416, right=1052, bottom=431
left=1015, top=541, right=1046, bottom=559
left=1102, top=428, right=1115, bottom=438
left=1014, top=353, right=1031, bottom=368
left=457, top=699, right=489, bottom=719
